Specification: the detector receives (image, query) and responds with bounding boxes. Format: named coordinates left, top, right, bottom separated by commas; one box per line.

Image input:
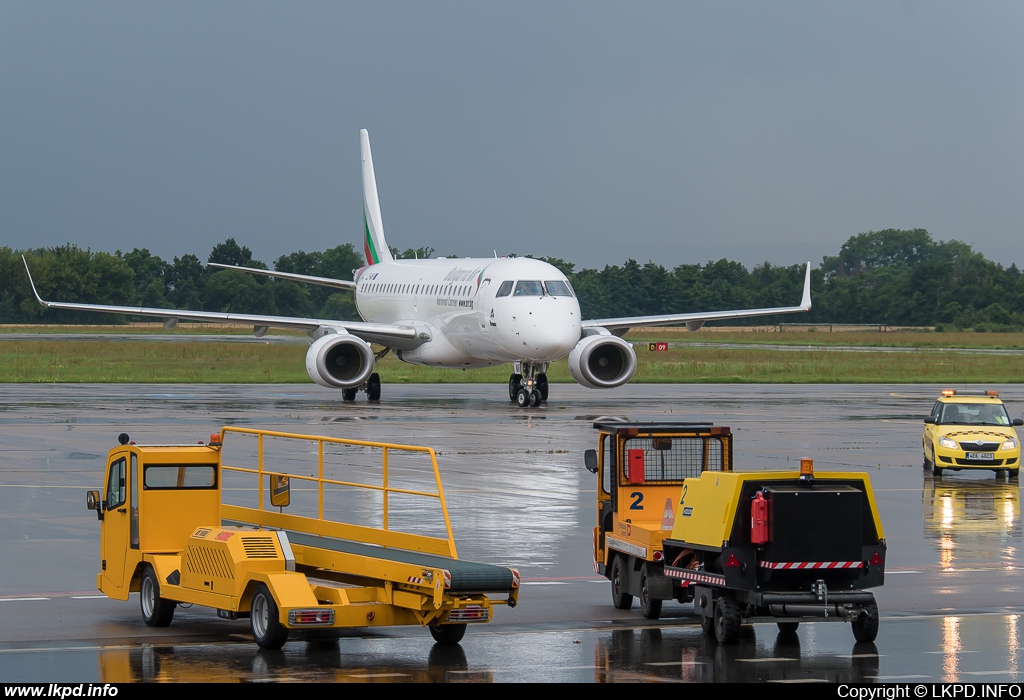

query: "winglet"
left=21, top=255, right=51, bottom=308
left=360, top=129, right=394, bottom=266
left=800, top=261, right=812, bottom=310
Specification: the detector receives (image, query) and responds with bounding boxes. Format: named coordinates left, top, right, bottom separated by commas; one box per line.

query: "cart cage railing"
left=217, top=426, right=457, bottom=559
left=621, top=435, right=729, bottom=484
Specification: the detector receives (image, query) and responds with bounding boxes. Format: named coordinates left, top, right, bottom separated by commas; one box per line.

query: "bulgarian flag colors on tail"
left=360, top=129, right=394, bottom=266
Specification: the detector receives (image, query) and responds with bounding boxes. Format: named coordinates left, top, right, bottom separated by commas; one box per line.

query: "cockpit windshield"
left=543, top=280, right=574, bottom=297
left=513, top=281, right=544, bottom=296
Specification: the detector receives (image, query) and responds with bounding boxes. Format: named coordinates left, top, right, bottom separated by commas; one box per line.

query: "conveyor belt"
left=285, top=531, right=515, bottom=593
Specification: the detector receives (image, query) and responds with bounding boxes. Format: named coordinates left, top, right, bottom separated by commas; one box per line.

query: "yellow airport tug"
left=86, top=427, right=519, bottom=649
left=586, top=421, right=886, bottom=644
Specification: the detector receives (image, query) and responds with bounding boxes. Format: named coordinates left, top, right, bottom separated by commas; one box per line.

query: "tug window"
left=144, top=464, right=217, bottom=489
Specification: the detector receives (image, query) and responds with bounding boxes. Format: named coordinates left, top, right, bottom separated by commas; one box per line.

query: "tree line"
left=3, top=229, right=1024, bottom=330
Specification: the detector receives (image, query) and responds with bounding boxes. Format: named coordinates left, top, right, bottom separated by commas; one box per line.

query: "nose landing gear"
left=509, top=362, right=549, bottom=408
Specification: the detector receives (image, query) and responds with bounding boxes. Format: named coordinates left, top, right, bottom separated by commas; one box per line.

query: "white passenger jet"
left=23, top=129, right=812, bottom=407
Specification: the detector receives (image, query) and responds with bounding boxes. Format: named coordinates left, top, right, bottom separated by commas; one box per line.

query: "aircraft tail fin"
left=360, top=129, right=394, bottom=265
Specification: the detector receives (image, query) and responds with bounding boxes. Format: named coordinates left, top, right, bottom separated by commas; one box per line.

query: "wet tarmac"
left=1, top=383, right=1022, bottom=682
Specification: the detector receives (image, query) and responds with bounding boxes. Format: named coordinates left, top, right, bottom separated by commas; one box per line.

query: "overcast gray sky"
left=2, top=1, right=1022, bottom=272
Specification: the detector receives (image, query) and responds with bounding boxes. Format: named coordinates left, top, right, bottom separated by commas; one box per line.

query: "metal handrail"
left=217, top=426, right=457, bottom=557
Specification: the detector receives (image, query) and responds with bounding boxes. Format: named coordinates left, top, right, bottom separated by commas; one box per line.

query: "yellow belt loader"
left=86, top=427, right=520, bottom=649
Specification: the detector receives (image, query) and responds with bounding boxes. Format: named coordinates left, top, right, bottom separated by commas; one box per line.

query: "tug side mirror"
left=583, top=449, right=598, bottom=474
left=86, top=490, right=103, bottom=521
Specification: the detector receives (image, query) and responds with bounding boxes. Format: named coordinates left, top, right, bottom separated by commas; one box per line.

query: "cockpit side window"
left=543, top=280, right=574, bottom=297
left=513, top=281, right=543, bottom=296
left=496, top=281, right=513, bottom=297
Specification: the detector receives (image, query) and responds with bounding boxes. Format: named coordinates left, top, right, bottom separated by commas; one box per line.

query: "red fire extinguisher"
left=751, top=492, right=769, bottom=545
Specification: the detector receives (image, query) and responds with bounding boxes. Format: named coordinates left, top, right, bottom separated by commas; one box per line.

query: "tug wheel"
left=429, top=623, right=467, bottom=645
left=639, top=564, right=662, bottom=620
left=610, top=556, right=633, bottom=610
left=851, top=602, right=879, bottom=643
left=140, top=566, right=175, bottom=627
left=713, top=594, right=741, bottom=645
left=251, top=584, right=289, bottom=650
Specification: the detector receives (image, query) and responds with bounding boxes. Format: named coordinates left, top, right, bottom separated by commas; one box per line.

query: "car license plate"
left=966, top=452, right=995, bottom=460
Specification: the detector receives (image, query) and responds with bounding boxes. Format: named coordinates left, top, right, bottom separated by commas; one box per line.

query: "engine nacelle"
left=567, top=334, right=637, bottom=389
left=305, top=333, right=375, bottom=389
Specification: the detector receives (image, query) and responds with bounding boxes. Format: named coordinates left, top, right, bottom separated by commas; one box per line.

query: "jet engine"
left=567, top=334, right=637, bottom=389
left=305, top=333, right=375, bottom=389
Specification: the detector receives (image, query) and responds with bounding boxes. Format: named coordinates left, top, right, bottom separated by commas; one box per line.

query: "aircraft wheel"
left=508, top=374, right=522, bottom=402
left=140, top=566, right=175, bottom=627
left=516, top=388, right=531, bottom=408
left=537, top=373, right=549, bottom=402
left=251, top=584, right=289, bottom=650
left=366, top=373, right=381, bottom=402
left=528, top=390, right=540, bottom=408
left=341, top=388, right=357, bottom=402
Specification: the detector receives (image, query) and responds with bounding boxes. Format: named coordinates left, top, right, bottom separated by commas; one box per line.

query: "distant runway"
left=1, top=383, right=1022, bottom=682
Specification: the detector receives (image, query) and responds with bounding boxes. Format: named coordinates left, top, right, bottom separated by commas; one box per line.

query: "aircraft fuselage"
left=354, top=256, right=582, bottom=368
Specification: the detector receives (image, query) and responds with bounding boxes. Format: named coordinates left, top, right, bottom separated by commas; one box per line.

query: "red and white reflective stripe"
left=443, top=570, right=452, bottom=589
left=665, top=568, right=726, bottom=586
left=407, top=576, right=424, bottom=584
left=759, top=561, right=863, bottom=570
left=511, top=569, right=521, bottom=587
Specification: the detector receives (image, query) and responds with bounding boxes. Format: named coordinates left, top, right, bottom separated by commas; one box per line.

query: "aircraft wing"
left=582, top=262, right=812, bottom=334
left=21, top=256, right=415, bottom=345
left=207, top=263, right=357, bottom=291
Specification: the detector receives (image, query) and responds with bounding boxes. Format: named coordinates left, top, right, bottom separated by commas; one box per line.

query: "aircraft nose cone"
left=528, top=317, right=581, bottom=358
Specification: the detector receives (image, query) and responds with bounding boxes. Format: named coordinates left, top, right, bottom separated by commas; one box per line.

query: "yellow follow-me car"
left=923, top=390, right=1023, bottom=479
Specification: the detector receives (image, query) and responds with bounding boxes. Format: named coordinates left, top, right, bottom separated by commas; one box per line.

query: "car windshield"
left=940, top=403, right=1011, bottom=425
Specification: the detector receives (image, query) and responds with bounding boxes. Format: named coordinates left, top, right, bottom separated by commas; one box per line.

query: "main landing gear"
left=341, top=372, right=382, bottom=403
left=509, top=361, right=549, bottom=409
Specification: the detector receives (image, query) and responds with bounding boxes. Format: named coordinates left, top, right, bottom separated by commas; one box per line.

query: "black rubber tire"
left=537, top=374, right=549, bottom=402
left=777, top=621, right=799, bottom=634
left=639, top=564, right=662, bottom=620
left=140, top=566, right=175, bottom=627
left=1010, top=469, right=1020, bottom=481
left=429, top=623, right=467, bottom=645
left=508, top=374, right=522, bottom=402
left=610, top=556, right=633, bottom=610
left=923, top=454, right=932, bottom=470
left=366, top=373, right=381, bottom=401
left=251, top=584, right=289, bottom=650
left=700, top=614, right=714, bottom=636
left=516, top=388, right=531, bottom=408
left=341, top=387, right=357, bottom=402
left=852, top=602, right=879, bottom=643
left=713, top=595, right=742, bottom=645
left=528, top=390, right=540, bottom=408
